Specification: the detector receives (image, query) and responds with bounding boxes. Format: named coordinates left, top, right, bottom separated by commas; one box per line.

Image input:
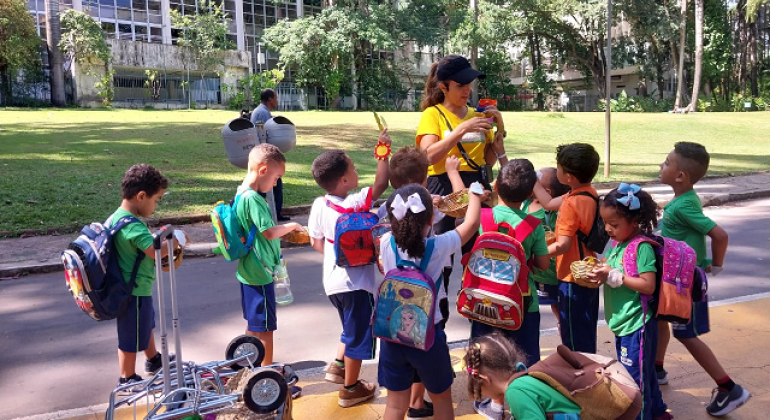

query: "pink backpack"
left=620, top=235, right=697, bottom=324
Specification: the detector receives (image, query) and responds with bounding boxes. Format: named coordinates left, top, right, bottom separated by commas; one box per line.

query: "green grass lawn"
left=1, top=109, right=768, bottom=234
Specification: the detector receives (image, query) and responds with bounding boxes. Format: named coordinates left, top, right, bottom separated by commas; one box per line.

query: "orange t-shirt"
left=555, top=186, right=599, bottom=282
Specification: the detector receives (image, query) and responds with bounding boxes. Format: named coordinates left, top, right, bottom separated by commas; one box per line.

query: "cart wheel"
left=243, top=369, right=287, bottom=414
left=225, top=335, right=265, bottom=370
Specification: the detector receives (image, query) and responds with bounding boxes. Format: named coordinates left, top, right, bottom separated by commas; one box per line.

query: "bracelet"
left=373, top=142, right=391, bottom=160
left=496, top=152, right=507, bottom=160
left=607, top=269, right=624, bottom=288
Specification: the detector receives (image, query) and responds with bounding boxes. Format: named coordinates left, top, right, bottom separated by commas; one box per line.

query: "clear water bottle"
left=273, top=256, right=294, bottom=306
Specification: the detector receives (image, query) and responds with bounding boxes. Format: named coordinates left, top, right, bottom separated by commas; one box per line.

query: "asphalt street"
left=1, top=198, right=769, bottom=420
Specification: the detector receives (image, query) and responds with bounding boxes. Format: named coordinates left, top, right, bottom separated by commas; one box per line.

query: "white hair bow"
left=390, top=193, right=426, bottom=220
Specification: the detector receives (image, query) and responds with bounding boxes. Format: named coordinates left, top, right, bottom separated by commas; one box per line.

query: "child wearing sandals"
left=377, top=183, right=484, bottom=420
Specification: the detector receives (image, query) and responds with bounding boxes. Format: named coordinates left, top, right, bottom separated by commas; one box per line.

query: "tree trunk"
left=674, top=0, right=688, bottom=109
left=650, top=38, right=666, bottom=99
left=689, top=0, right=704, bottom=110
left=0, top=66, right=11, bottom=106
left=738, top=1, right=747, bottom=92
left=749, top=18, right=758, bottom=97
left=45, top=0, right=66, bottom=107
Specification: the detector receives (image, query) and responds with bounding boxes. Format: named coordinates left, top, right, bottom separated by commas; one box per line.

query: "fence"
left=0, top=70, right=75, bottom=107
left=112, top=69, right=220, bottom=106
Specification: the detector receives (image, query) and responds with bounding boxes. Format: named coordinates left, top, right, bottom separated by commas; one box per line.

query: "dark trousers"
left=426, top=171, right=483, bottom=326
left=557, top=281, right=600, bottom=353
left=258, top=177, right=284, bottom=216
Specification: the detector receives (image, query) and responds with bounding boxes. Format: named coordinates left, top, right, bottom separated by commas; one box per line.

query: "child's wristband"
left=495, top=152, right=507, bottom=160
left=606, top=269, right=624, bottom=288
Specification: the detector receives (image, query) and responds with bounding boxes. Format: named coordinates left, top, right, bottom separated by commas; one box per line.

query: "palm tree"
left=673, top=0, right=688, bottom=110
left=689, top=0, right=703, bottom=111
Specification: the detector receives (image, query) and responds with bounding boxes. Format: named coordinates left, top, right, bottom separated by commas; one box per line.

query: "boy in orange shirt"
left=533, top=143, right=601, bottom=353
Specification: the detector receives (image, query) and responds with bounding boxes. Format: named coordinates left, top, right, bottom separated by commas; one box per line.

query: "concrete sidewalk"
left=50, top=294, right=769, bottom=420
left=2, top=172, right=769, bottom=279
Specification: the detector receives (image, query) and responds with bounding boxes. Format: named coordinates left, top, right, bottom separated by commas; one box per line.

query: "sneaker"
left=291, top=385, right=302, bottom=399
left=117, top=374, right=144, bottom=395
left=652, top=412, right=674, bottom=420
left=473, top=398, right=504, bottom=420
left=408, top=401, right=434, bottom=419
left=325, top=362, right=345, bottom=384
left=338, top=380, right=376, bottom=408
left=145, top=353, right=176, bottom=375
left=706, top=384, right=751, bottom=417
left=657, top=368, right=669, bottom=385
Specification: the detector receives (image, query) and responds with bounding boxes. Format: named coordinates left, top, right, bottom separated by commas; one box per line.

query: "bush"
left=597, top=91, right=673, bottom=113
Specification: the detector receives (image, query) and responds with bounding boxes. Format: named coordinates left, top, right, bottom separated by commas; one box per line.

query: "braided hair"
left=463, top=332, right=528, bottom=402
left=386, top=184, right=434, bottom=259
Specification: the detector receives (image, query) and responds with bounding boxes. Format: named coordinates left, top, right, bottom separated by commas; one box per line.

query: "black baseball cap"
left=437, top=55, right=485, bottom=85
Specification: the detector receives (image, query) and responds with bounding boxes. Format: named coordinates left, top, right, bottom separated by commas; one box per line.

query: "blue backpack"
left=211, top=190, right=257, bottom=262
left=61, top=216, right=145, bottom=321
left=326, top=198, right=378, bottom=267
left=373, top=237, right=438, bottom=351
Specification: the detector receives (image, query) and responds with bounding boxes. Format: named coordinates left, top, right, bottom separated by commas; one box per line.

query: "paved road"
left=2, top=199, right=769, bottom=420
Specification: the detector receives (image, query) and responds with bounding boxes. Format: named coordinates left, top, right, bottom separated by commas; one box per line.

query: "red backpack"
left=325, top=192, right=378, bottom=268
left=457, top=208, right=539, bottom=330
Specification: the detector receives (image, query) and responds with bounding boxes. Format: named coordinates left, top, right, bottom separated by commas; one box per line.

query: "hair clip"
left=466, top=366, right=479, bottom=376
left=617, top=182, right=641, bottom=210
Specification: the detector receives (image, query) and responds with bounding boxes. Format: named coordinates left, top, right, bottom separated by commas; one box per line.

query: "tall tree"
left=45, top=0, right=66, bottom=106
left=674, top=0, right=688, bottom=110
left=0, top=0, right=42, bottom=105
left=170, top=0, right=233, bottom=108
left=60, top=10, right=114, bottom=105
left=690, top=0, right=704, bottom=110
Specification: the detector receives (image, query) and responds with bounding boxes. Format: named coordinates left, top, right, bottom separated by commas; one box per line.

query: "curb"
left=1, top=190, right=769, bottom=279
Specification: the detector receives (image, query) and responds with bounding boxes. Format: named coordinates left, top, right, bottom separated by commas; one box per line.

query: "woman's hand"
left=455, top=117, right=492, bottom=137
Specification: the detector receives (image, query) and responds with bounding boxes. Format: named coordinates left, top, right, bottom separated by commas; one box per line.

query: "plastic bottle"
left=273, top=256, right=294, bottom=306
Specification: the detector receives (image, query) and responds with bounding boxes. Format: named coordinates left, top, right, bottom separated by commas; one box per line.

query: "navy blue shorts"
left=557, top=281, right=600, bottom=354
left=117, top=296, right=156, bottom=353
left=378, top=329, right=453, bottom=394
left=241, top=282, right=277, bottom=333
left=672, top=297, right=710, bottom=339
left=615, top=318, right=668, bottom=419
left=536, top=282, right=559, bottom=306
left=329, top=290, right=376, bottom=361
left=470, top=311, right=541, bottom=367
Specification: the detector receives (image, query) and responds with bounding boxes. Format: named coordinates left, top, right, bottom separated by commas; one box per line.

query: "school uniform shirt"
left=378, top=230, right=461, bottom=324
left=235, top=186, right=280, bottom=286
left=506, top=375, right=581, bottom=420
left=522, top=199, right=559, bottom=287
left=110, top=208, right=156, bottom=296
left=603, top=239, right=657, bottom=337
left=483, top=205, right=549, bottom=312
left=661, top=189, right=716, bottom=269
left=554, top=186, right=599, bottom=282
left=308, top=187, right=376, bottom=295
left=415, top=104, right=493, bottom=176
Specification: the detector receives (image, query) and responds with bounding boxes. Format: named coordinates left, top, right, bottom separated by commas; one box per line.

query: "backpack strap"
left=233, top=190, right=258, bottom=250
left=110, top=216, right=146, bottom=292
left=512, top=215, right=540, bottom=243
left=480, top=208, right=497, bottom=233
left=620, top=235, right=659, bottom=278
left=326, top=188, right=374, bottom=214
left=574, top=191, right=598, bottom=260
left=390, top=236, right=435, bottom=273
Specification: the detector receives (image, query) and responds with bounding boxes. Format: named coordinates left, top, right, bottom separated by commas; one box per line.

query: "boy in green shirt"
left=112, top=164, right=183, bottom=387
left=656, top=142, right=749, bottom=416
left=470, top=159, right=550, bottom=420
left=235, top=143, right=304, bottom=377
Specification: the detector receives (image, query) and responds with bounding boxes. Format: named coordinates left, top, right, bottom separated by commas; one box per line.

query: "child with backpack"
left=376, top=183, right=484, bottom=420
left=586, top=185, right=671, bottom=420
left=307, top=129, right=392, bottom=408
left=464, top=159, right=551, bottom=420
left=109, top=164, right=184, bottom=388
left=233, top=144, right=304, bottom=376
left=533, top=143, right=605, bottom=354
left=464, top=333, right=581, bottom=420
left=377, top=147, right=465, bottom=419
left=523, top=167, right=570, bottom=328
left=656, top=142, right=750, bottom=416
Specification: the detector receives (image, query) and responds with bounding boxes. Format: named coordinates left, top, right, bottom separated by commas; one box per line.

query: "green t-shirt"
left=661, top=189, right=716, bottom=269
left=522, top=199, right=558, bottom=286
left=110, top=208, right=156, bottom=297
left=603, top=239, right=656, bottom=336
left=506, top=375, right=582, bottom=420
left=482, top=205, right=549, bottom=312
left=235, top=186, right=280, bottom=286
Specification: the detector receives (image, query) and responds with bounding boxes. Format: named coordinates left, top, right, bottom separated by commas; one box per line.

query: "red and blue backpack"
left=326, top=190, right=379, bottom=267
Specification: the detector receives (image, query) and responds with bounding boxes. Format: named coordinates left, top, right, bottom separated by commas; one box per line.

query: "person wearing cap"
left=415, top=55, right=508, bottom=418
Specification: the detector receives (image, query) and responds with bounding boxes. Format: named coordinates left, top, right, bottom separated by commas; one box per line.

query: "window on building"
left=102, top=21, right=116, bottom=38
left=118, top=23, right=132, bottom=40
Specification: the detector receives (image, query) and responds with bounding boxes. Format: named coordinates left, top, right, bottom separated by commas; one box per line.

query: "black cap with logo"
left=436, top=55, right=485, bottom=85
